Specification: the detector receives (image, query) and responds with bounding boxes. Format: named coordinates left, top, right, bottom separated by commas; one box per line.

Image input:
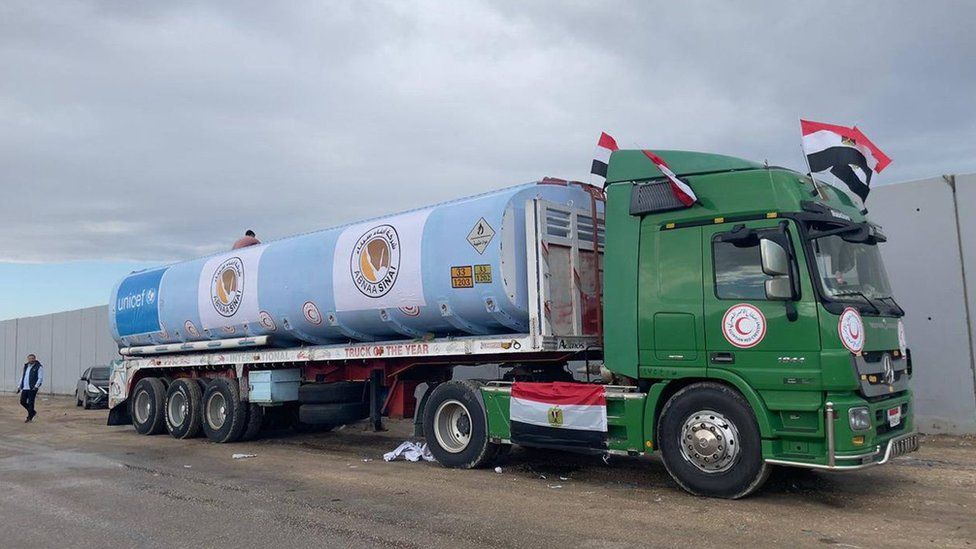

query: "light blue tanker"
left=109, top=182, right=596, bottom=348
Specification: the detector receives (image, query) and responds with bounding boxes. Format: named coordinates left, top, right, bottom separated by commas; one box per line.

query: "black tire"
left=298, top=402, right=367, bottom=426
left=240, top=403, right=264, bottom=441
left=83, top=394, right=92, bottom=409
left=165, top=379, right=204, bottom=439
left=658, top=382, right=770, bottom=499
left=298, top=382, right=366, bottom=404
left=422, top=380, right=499, bottom=469
left=131, top=377, right=167, bottom=435
left=201, top=378, right=248, bottom=443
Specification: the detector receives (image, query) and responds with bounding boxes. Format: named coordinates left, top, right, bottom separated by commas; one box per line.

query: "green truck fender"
left=642, top=371, right=774, bottom=449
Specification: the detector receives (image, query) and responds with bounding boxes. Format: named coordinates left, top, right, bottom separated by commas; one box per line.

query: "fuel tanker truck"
left=107, top=150, right=917, bottom=498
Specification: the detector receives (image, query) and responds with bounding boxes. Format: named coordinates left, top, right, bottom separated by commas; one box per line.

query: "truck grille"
left=875, top=402, right=909, bottom=436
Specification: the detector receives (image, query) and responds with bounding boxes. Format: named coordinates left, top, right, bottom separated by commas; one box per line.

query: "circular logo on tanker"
left=838, top=307, right=864, bottom=354
left=211, top=257, right=244, bottom=317
left=350, top=224, right=400, bottom=298
left=722, top=304, right=767, bottom=348
left=399, top=305, right=421, bottom=317
left=303, top=301, right=323, bottom=325
left=259, top=311, right=277, bottom=331
left=184, top=320, right=200, bottom=338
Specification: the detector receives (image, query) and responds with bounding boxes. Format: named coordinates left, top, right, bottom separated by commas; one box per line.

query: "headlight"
left=86, top=383, right=99, bottom=393
left=848, top=407, right=871, bottom=431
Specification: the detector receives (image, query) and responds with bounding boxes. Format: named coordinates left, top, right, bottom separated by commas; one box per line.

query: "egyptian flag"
left=642, top=150, right=698, bottom=207
left=590, top=131, right=619, bottom=181
left=801, top=119, right=892, bottom=208
left=509, top=382, right=607, bottom=453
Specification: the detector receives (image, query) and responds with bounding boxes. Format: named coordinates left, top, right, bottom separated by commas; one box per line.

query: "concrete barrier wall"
left=1, top=305, right=119, bottom=397
left=870, top=174, right=976, bottom=434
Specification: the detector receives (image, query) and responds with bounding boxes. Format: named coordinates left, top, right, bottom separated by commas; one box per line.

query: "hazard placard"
left=474, top=264, right=492, bottom=284
left=451, top=266, right=474, bottom=288
left=467, top=218, right=495, bottom=254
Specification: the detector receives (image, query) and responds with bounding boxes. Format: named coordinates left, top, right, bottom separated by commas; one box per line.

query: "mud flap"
left=107, top=399, right=132, bottom=426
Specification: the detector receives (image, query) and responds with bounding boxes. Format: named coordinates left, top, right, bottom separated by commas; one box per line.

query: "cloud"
left=1, top=0, right=973, bottom=262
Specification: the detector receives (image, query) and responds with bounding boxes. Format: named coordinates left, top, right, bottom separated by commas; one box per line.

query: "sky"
left=1, top=1, right=974, bottom=319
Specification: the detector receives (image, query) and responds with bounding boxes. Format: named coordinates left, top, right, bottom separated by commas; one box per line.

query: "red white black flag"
left=590, top=131, right=619, bottom=181
left=510, top=382, right=607, bottom=453
left=801, top=119, right=891, bottom=207
left=642, top=150, right=698, bottom=207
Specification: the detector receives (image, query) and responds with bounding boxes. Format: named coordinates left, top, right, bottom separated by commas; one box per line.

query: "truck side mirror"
left=760, top=238, right=796, bottom=302
left=764, top=277, right=793, bottom=301
left=760, top=238, right=789, bottom=276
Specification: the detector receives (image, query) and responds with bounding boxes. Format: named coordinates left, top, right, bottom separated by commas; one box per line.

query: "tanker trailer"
left=109, top=181, right=600, bottom=349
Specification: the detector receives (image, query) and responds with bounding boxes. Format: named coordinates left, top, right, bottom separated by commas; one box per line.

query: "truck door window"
left=712, top=234, right=771, bottom=300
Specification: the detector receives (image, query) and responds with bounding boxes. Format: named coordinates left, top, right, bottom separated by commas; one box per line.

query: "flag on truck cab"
left=509, top=382, right=607, bottom=453
left=590, top=131, right=619, bottom=182
left=642, top=150, right=698, bottom=206
left=800, top=119, right=891, bottom=208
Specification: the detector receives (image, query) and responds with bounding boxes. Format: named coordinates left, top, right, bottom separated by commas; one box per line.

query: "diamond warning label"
left=467, top=218, right=495, bottom=254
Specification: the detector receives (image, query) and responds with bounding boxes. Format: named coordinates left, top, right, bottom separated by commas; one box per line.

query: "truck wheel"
left=658, top=382, right=770, bottom=499
left=202, top=378, right=248, bottom=443
left=240, top=403, right=264, bottom=441
left=422, top=380, right=499, bottom=468
left=298, top=402, right=368, bottom=426
left=131, top=377, right=167, bottom=435
left=298, top=382, right=366, bottom=404
left=165, top=379, right=204, bottom=439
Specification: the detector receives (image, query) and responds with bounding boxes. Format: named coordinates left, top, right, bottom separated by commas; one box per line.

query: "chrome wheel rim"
left=679, top=409, right=740, bottom=473
left=433, top=399, right=472, bottom=453
left=206, top=392, right=227, bottom=431
left=168, top=390, right=188, bottom=427
left=134, top=389, right=151, bottom=424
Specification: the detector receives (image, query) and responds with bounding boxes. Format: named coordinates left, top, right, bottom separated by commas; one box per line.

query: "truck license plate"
left=887, top=406, right=902, bottom=427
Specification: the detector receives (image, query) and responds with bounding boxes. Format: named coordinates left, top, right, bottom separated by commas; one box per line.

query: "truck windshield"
left=809, top=234, right=893, bottom=301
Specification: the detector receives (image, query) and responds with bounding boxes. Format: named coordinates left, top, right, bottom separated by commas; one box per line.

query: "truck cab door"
left=701, top=220, right=821, bottom=391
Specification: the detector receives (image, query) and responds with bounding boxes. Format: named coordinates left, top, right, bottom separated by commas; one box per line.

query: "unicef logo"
left=145, top=288, right=156, bottom=304
left=722, top=304, right=767, bottom=348
left=211, top=257, right=244, bottom=317
left=350, top=224, right=400, bottom=298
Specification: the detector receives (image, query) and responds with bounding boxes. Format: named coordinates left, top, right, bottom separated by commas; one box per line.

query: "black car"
left=76, top=366, right=110, bottom=409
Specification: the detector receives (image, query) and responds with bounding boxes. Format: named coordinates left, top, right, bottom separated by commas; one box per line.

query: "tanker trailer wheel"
left=131, top=377, right=167, bottom=435
left=165, top=379, right=204, bottom=439
left=240, top=403, right=265, bottom=441
left=658, top=382, right=769, bottom=499
left=202, top=378, right=248, bottom=443
left=422, top=381, right=500, bottom=468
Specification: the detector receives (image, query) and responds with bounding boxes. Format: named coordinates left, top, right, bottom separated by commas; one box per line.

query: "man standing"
left=232, top=229, right=261, bottom=250
left=16, top=354, right=43, bottom=422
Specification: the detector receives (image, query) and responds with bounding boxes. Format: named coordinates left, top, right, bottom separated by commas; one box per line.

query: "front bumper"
left=766, top=399, right=919, bottom=470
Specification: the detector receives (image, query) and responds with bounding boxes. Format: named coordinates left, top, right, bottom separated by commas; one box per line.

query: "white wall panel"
left=871, top=176, right=976, bottom=433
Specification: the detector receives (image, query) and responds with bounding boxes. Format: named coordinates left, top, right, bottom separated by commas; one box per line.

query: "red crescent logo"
left=849, top=323, right=860, bottom=339
left=734, top=317, right=750, bottom=336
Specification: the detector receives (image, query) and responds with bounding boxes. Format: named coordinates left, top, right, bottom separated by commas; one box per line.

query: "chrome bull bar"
left=765, top=401, right=919, bottom=471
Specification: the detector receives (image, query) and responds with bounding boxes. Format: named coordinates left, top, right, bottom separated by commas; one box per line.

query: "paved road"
left=0, top=395, right=973, bottom=548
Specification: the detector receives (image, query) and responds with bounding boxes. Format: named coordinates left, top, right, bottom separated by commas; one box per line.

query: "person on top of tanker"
left=232, top=229, right=261, bottom=250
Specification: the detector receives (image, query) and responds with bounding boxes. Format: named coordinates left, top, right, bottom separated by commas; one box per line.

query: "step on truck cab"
left=108, top=149, right=917, bottom=499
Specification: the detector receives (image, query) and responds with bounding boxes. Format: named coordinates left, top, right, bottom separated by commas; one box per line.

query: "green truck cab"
left=482, top=150, right=918, bottom=498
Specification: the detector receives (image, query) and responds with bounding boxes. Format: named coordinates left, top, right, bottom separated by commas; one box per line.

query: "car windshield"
left=810, top=234, right=893, bottom=300
left=90, top=367, right=111, bottom=381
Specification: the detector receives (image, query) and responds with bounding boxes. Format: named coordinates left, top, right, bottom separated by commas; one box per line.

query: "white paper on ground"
left=232, top=453, right=257, bottom=459
left=383, top=441, right=435, bottom=462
